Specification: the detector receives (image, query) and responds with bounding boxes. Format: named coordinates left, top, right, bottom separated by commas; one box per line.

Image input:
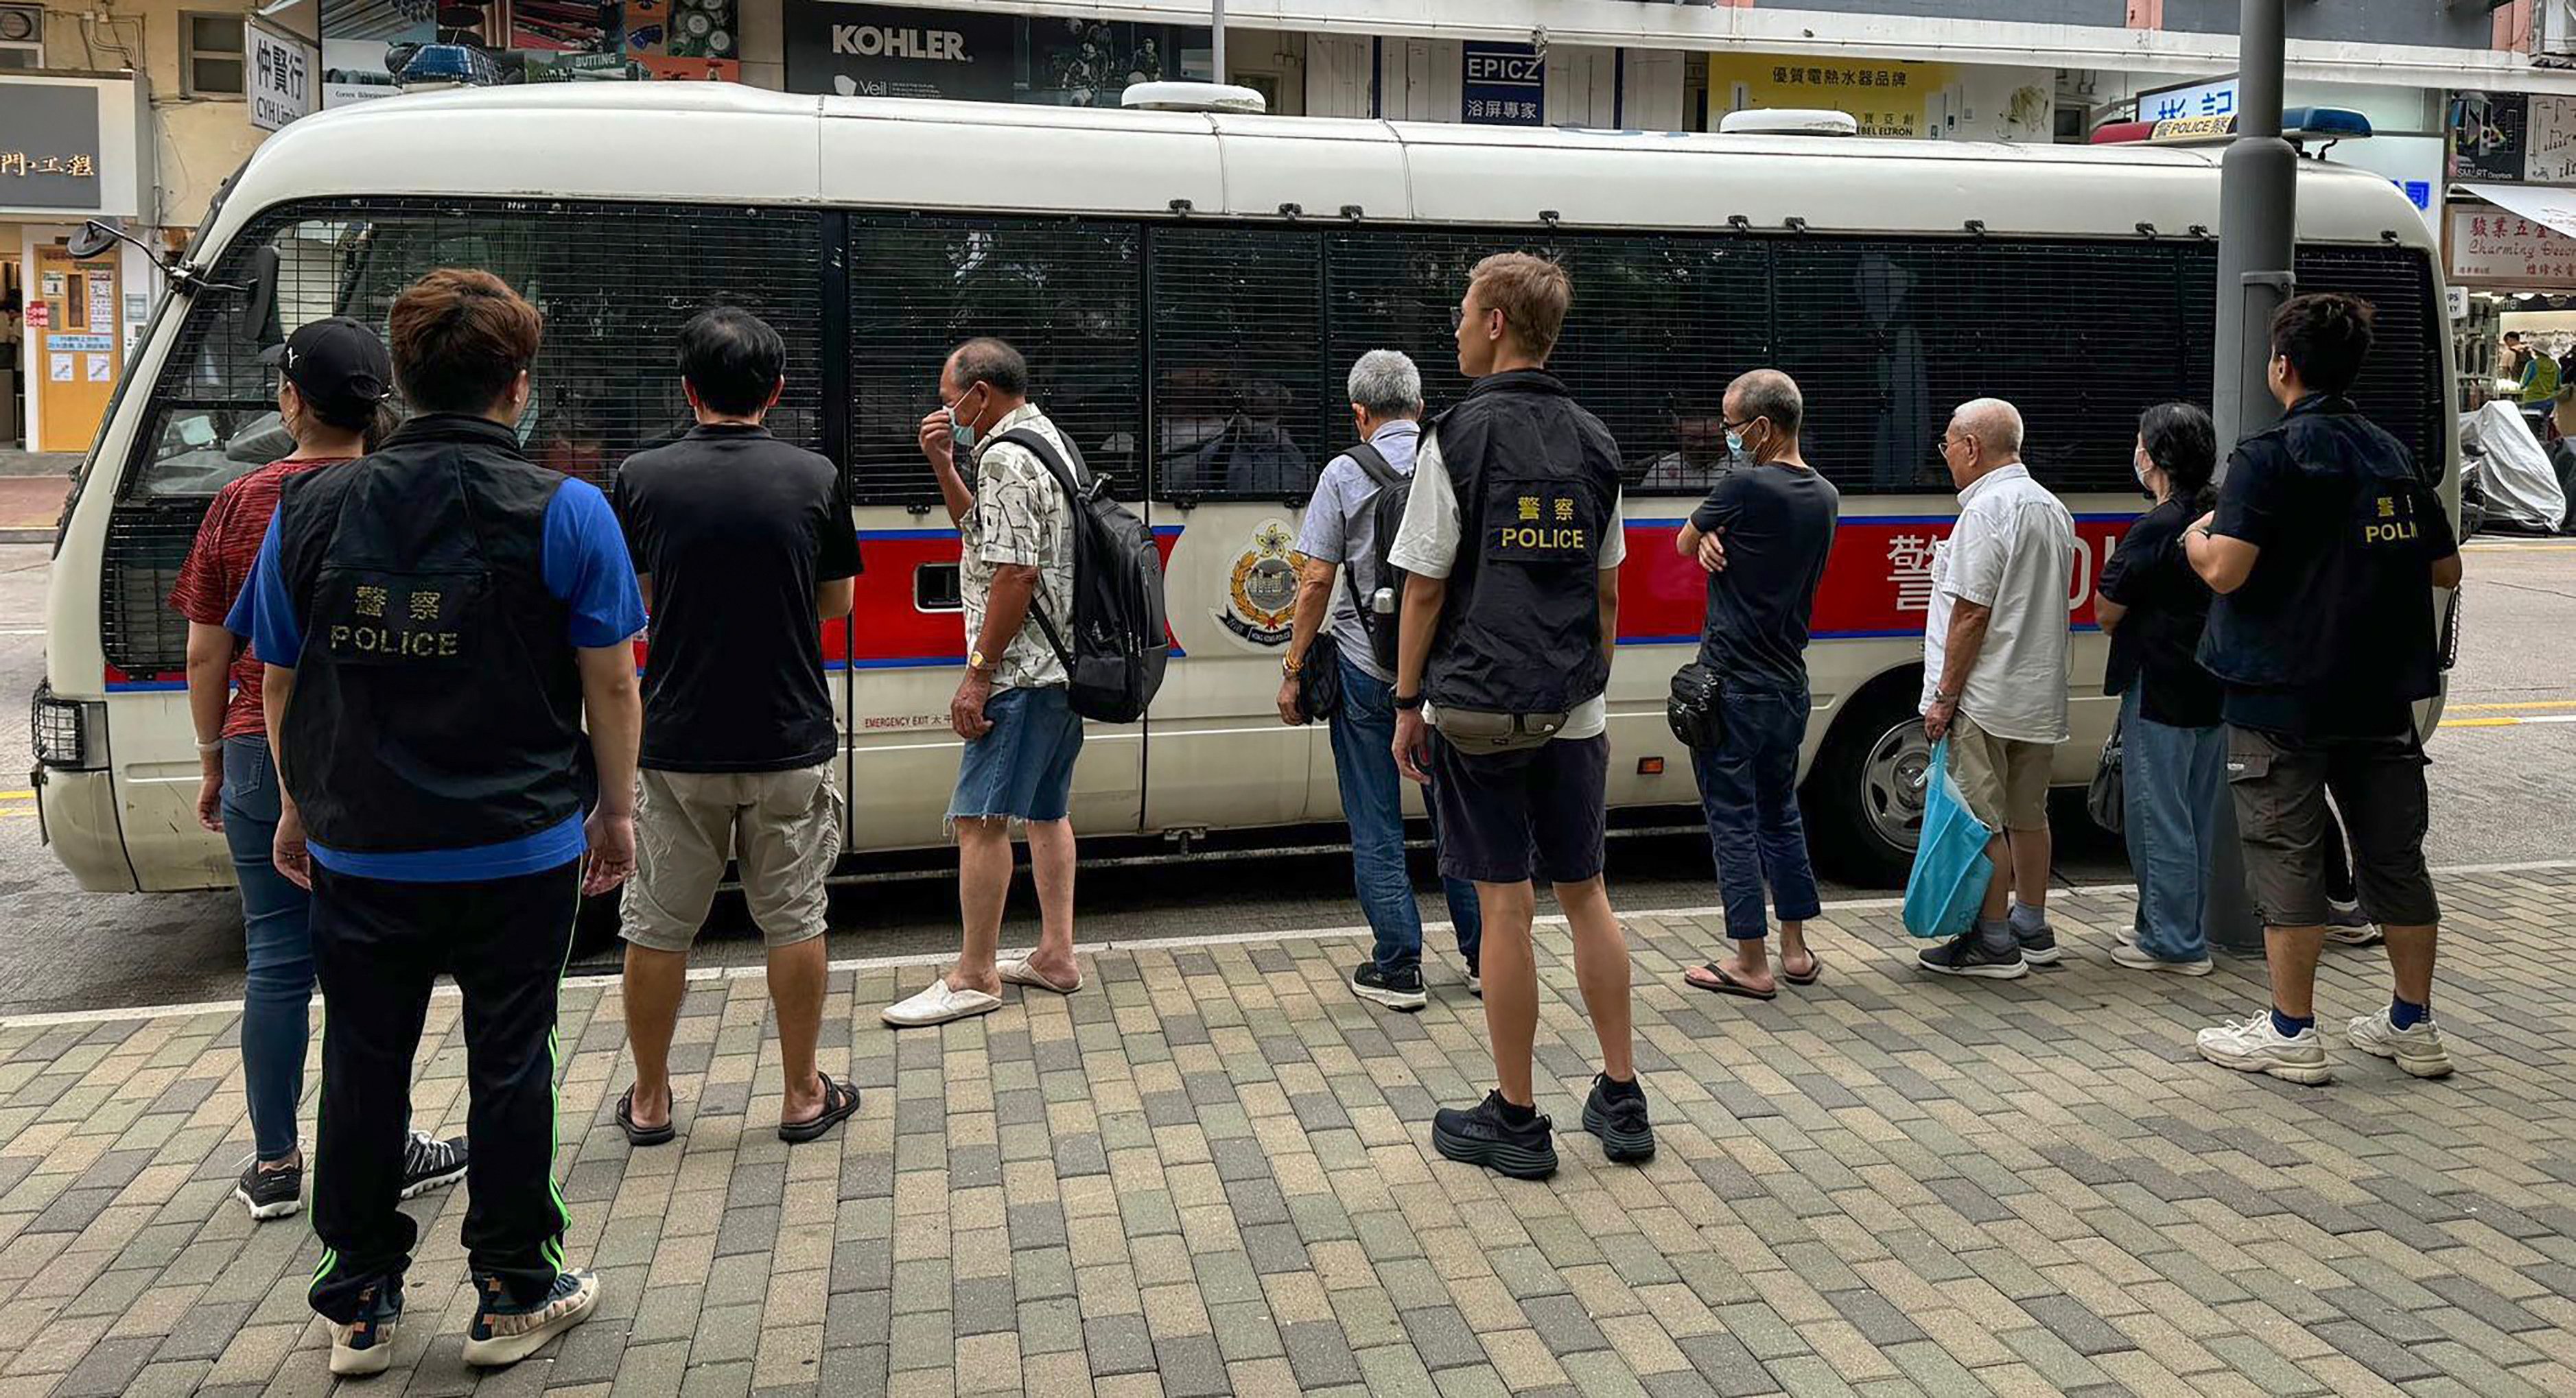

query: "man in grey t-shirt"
left=1278, top=351, right=1482, bottom=1012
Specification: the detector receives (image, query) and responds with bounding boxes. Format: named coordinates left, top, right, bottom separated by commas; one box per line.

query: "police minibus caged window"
left=102, top=198, right=825, bottom=678
left=124, top=199, right=826, bottom=501
left=847, top=215, right=1143, bottom=508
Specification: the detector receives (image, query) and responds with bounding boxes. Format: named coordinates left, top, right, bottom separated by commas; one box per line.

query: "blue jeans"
left=2122, top=681, right=2225, bottom=962
left=1691, top=683, right=1823, bottom=942
left=223, top=736, right=313, bottom=1163
left=1328, top=653, right=1482, bottom=976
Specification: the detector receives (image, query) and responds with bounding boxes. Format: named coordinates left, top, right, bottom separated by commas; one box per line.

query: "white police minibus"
left=34, top=84, right=2457, bottom=921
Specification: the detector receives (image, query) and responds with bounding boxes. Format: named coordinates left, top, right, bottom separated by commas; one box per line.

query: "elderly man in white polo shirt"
left=1917, top=398, right=2076, bottom=981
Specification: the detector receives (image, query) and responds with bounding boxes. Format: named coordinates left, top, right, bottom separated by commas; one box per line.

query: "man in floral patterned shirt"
left=885, top=338, right=1086, bottom=1028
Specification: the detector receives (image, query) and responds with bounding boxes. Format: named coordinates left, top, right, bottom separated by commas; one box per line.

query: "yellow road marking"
left=2441, top=718, right=2523, bottom=728
left=2448, top=700, right=2576, bottom=711
left=0, top=790, right=31, bottom=801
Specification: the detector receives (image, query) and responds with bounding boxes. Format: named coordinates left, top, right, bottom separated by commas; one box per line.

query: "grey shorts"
left=2226, top=726, right=2439, bottom=929
left=622, top=762, right=842, bottom=952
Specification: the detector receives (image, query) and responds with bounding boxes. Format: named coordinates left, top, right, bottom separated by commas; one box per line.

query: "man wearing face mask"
left=885, top=337, right=1086, bottom=1028
left=1671, top=370, right=1838, bottom=1000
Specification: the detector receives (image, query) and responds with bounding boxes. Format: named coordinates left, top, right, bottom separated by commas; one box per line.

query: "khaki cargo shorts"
left=622, top=762, right=842, bottom=952
left=1945, top=712, right=2053, bottom=833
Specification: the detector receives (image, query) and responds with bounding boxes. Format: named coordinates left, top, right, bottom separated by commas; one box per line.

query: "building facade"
left=10, top=0, right=2576, bottom=450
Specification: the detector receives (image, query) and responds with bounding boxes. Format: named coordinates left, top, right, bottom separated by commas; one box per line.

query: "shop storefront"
left=1703, top=53, right=2057, bottom=141
left=1, top=75, right=156, bottom=453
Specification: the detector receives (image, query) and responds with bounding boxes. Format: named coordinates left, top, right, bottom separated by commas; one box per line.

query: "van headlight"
left=30, top=683, right=104, bottom=770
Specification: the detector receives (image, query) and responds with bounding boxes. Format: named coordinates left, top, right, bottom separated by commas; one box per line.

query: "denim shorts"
left=949, top=684, right=1085, bottom=827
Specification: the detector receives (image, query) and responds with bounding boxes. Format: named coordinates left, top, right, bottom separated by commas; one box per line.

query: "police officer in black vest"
left=236, top=270, right=645, bottom=1375
left=1387, top=252, right=1652, bottom=1180
left=2183, top=292, right=2465, bottom=1087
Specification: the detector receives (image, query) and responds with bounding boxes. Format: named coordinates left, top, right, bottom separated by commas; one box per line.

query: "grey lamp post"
left=2203, top=0, right=2295, bottom=955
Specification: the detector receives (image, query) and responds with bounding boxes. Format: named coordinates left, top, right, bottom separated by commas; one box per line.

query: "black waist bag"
left=1295, top=634, right=1342, bottom=722
left=1667, top=662, right=1725, bottom=750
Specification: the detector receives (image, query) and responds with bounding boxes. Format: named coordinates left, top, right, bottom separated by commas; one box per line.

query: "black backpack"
left=1342, top=440, right=1412, bottom=674
left=992, top=427, right=1169, bottom=724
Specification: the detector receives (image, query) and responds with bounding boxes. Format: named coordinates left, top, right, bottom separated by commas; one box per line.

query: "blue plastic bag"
left=1902, top=739, right=1995, bottom=940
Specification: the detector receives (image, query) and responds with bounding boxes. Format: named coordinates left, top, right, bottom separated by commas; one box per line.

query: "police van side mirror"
left=65, top=220, right=122, bottom=259
left=238, top=246, right=281, bottom=349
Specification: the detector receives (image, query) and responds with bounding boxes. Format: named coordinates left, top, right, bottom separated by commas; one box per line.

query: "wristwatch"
left=968, top=648, right=992, bottom=674
left=1282, top=652, right=1304, bottom=676
left=1392, top=691, right=1426, bottom=711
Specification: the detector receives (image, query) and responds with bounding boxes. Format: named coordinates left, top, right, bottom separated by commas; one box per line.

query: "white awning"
left=2461, top=182, right=2576, bottom=244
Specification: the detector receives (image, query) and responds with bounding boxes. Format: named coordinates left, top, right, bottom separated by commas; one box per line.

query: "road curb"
left=0, top=529, right=55, bottom=546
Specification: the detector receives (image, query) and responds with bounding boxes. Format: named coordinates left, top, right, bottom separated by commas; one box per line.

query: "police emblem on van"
left=1216, top=519, right=1300, bottom=647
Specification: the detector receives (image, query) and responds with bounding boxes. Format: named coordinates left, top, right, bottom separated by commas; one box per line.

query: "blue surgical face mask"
left=948, top=388, right=985, bottom=450
left=1724, top=429, right=1746, bottom=459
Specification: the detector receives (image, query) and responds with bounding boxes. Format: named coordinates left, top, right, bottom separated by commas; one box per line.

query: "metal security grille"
left=1150, top=226, right=1326, bottom=501
left=102, top=197, right=825, bottom=676
left=1324, top=228, right=1488, bottom=427
left=2294, top=245, right=2444, bottom=477
left=847, top=215, right=1142, bottom=507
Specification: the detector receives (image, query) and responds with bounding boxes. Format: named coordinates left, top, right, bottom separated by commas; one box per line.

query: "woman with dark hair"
left=168, top=318, right=457, bottom=1224
left=2094, top=402, right=2224, bottom=974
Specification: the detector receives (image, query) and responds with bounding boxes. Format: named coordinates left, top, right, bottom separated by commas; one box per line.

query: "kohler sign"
left=829, top=24, right=970, bottom=62
left=786, top=1, right=1205, bottom=105
left=787, top=1, right=1015, bottom=101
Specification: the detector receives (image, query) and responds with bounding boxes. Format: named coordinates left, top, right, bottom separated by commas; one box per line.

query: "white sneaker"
left=2326, top=900, right=2383, bottom=947
left=2348, top=1011, right=2454, bottom=1078
left=1466, top=969, right=1482, bottom=998
left=2196, top=1013, right=2332, bottom=1085
left=2111, top=941, right=2213, bottom=976
left=881, top=978, right=1004, bottom=1028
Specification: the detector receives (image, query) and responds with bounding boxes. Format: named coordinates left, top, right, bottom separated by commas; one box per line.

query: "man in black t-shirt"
left=610, top=308, right=864, bottom=1147
left=2185, top=294, right=2464, bottom=1087
left=1672, top=369, right=1838, bottom=1001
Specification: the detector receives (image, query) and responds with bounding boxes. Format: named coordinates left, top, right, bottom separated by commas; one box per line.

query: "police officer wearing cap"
left=1386, top=252, right=1652, bottom=1181
left=232, top=270, right=645, bottom=1375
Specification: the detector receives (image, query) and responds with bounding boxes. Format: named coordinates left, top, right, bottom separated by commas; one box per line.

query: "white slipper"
left=998, top=957, right=1081, bottom=995
left=882, top=979, right=1004, bottom=1028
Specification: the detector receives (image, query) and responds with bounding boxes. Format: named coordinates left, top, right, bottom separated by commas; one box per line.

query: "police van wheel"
left=1805, top=682, right=1928, bottom=889
left=570, top=892, right=622, bottom=964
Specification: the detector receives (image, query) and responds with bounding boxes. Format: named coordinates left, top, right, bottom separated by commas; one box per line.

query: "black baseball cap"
left=260, top=317, right=393, bottom=422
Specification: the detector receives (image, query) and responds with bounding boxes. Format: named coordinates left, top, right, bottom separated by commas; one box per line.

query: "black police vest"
left=1424, top=370, right=1624, bottom=714
left=2198, top=397, right=2441, bottom=703
left=273, top=415, right=589, bottom=855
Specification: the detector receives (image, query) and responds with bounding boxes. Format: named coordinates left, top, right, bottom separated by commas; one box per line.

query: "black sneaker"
left=1918, top=933, right=2030, bottom=980
left=400, top=1130, right=469, bottom=1200
left=1350, top=961, right=1428, bottom=1012
left=464, top=1269, right=599, bottom=1368
left=1431, top=1091, right=1557, bottom=1180
left=233, top=1157, right=301, bottom=1221
left=2014, top=923, right=2061, bottom=966
left=1581, top=1075, right=1656, bottom=1164
left=329, top=1279, right=402, bottom=1377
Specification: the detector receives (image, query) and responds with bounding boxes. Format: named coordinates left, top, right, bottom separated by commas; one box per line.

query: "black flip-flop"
left=616, top=1089, right=676, bottom=1148
left=1685, top=962, right=1779, bottom=1001
left=1781, top=954, right=1823, bottom=988
left=779, top=1074, right=860, bottom=1144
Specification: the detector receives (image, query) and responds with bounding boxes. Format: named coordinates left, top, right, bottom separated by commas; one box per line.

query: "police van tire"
left=1804, top=678, right=1930, bottom=890
left=570, top=892, right=623, bottom=963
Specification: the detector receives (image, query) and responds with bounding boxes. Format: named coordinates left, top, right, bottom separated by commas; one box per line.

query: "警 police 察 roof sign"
left=2151, top=115, right=2236, bottom=143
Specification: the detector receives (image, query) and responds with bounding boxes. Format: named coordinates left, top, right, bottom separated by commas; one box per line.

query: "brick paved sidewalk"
left=5, top=866, right=2576, bottom=1398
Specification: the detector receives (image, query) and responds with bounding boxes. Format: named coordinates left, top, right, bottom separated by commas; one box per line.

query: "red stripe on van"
left=1615, top=514, right=2128, bottom=644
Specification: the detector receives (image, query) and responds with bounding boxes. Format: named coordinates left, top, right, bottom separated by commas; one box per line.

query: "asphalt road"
left=3, top=536, right=2569, bottom=1013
